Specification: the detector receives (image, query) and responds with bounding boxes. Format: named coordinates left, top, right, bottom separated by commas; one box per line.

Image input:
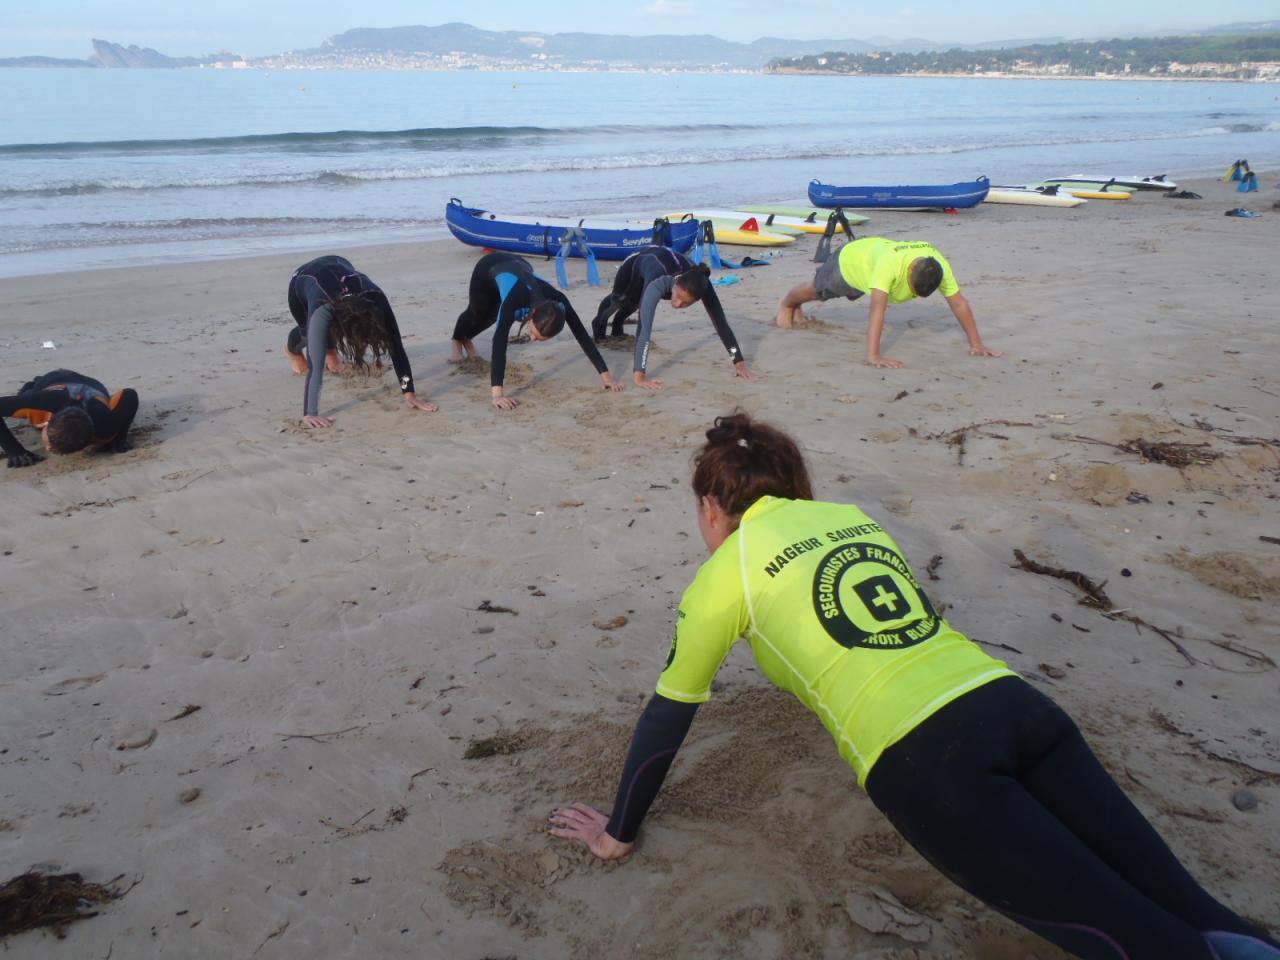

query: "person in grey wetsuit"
left=591, top=246, right=756, bottom=389
left=285, top=255, right=437, bottom=428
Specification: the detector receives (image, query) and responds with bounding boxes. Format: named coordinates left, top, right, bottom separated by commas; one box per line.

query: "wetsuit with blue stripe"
left=452, top=252, right=609, bottom=388
left=592, top=246, right=744, bottom=375
left=286, top=256, right=416, bottom=417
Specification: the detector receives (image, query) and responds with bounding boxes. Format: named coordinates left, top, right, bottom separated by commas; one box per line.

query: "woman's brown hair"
left=330, top=295, right=393, bottom=371
left=692, top=411, right=813, bottom=518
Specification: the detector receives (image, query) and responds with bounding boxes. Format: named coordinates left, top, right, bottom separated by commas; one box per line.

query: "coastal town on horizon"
left=4, top=20, right=1280, bottom=81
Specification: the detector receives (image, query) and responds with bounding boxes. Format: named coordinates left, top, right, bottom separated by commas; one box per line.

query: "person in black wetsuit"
left=1, top=370, right=138, bottom=468
left=286, top=255, right=437, bottom=428
left=450, top=252, right=623, bottom=410
left=591, top=246, right=756, bottom=389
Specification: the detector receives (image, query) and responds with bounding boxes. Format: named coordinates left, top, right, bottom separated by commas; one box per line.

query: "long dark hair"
left=330, top=295, right=393, bottom=370
left=692, top=411, right=813, bottom=518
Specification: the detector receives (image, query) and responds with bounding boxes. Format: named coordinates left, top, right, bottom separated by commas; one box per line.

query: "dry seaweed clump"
left=0, top=871, right=120, bottom=940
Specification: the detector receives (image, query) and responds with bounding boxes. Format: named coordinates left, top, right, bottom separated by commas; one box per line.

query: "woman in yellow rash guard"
left=549, top=412, right=1279, bottom=960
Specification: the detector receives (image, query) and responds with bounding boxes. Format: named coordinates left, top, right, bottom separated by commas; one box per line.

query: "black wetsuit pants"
left=865, top=675, right=1274, bottom=960
left=452, top=252, right=521, bottom=342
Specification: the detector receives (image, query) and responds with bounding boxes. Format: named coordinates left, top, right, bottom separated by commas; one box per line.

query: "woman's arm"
left=559, top=292, right=622, bottom=393
left=302, top=305, right=334, bottom=425
left=631, top=279, right=667, bottom=388
left=700, top=286, right=756, bottom=380
left=371, top=293, right=437, bottom=412
left=488, top=289, right=521, bottom=408
left=549, top=694, right=699, bottom=857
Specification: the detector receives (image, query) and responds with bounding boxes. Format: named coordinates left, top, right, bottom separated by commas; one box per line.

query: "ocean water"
left=1, top=68, right=1277, bottom=276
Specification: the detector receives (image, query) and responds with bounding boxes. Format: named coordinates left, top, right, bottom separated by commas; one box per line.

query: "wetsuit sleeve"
left=98, top=389, right=139, bottom=451
left=632, top=277, right=671, bottom=374
left=699, top=286, right=744, bottom=365
left=605, top=694, right=700, bottom=843
left=372, top=292, right=415, bottom=394
left=557, top=291, right=609, bottom=376
left=0, top=391, right=68, bottom=458
left=488, top=278, right=525, bottom=388
left=303, top=305, right=333, bottom=416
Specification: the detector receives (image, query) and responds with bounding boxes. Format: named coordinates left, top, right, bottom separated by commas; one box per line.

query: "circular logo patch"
left=811, top=542, right=940, bottom=650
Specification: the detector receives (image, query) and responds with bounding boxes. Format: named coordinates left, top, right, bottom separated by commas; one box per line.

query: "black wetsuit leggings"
left=865, top=676, right=1275, bottom=960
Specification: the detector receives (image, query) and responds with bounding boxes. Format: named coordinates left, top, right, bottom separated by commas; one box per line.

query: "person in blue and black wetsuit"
left=592, top=245, right=756, bottom=389
left=450, top=252, right=622, bottom=410
left=1, top=370, right=138, bottom=468
left=285, top=255, right=437, bottom=428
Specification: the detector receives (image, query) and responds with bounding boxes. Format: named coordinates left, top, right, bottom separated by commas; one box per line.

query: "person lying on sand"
left=450, top=252, right=622, bottom=411
left=550, top=411, right=1279, bottom=960
left=591, top=246, right=756, bottom=389
left=1, top=369, right=138, bottom=468
left=285, top=255, right=437, bottom=428
left=776, top=237, right=1001, bottom=368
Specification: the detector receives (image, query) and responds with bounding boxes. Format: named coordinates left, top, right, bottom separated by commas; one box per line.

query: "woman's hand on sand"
left=633, top=372, right=663, bottom=390
left=601, top=373, right=624, bottom=393
left=868, top=355, right=904, bottom=369
left=548, top=803, right=634, bottom=861
left=733, top=361, right=759, bottom=381
left=302, top=414, right=334, bottom=428
left=492, top=395, right=519, bottom=411
left=404, top=393, right=439, bottom=413
left=969, top=343, right=1003, bottom=358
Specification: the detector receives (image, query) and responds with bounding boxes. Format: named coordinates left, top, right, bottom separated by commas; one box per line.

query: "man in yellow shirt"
left=775, top=237, right=1001, bottom=368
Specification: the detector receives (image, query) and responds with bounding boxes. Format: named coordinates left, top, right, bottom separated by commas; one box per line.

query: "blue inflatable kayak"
left=808, top=177, right=990, bottom=209
left=446, top=199, right=698, bottom=261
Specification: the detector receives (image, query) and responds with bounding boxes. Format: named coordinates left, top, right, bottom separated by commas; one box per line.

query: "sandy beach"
left=1, top=174, right=1277, bottom=959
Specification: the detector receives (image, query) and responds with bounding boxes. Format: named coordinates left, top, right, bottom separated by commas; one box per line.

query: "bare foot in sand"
left=325, top=349, right=344, bottom=374
left=776, top=305, right=806, bottom=329
left=450, top=338, right=477, bottom=363
left=285, top=345, right=308, bottom=374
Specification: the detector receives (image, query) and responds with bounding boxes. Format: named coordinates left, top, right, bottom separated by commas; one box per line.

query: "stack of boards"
left=986, top=174, right=1178, bottom=205
left=667, top=207, right=870, bottom=246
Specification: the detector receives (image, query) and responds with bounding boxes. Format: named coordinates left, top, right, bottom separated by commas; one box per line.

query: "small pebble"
left=1232, top=788, right=1258, bottom=813
left=1121, top=568, right=1132, bottom=577
left=179, top=788, right=201, bottom=804
left=475, top=626, right=495, bottom=635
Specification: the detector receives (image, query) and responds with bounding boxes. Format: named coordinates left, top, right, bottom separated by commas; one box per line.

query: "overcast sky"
left=3, top=1, right=1275, bottom=59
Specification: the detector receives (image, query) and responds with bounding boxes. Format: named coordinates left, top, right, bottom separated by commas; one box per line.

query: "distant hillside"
left=0, top=55, right=94, bottom=68
left=770, top=31, right=1280, bottom=78
left=314, top=21, right=878, bottom=66
left=1196, top=20, right=1280, bottom=35
left=91, top=39, right=238, bottom=68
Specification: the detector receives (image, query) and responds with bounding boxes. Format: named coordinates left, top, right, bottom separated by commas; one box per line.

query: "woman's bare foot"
left=325, top=349, right=344, bottom=373
left=450, top=338, right=476, bottom=363
left=285, top=345, right=308, bottom=374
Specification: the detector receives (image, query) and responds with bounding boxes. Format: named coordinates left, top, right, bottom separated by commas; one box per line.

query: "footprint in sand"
left=44, top=673, right=106, bottom=696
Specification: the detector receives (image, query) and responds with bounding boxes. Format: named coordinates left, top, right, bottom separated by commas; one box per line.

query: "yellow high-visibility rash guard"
left=656, top=496, right=1015, bottom=785
left=837, top=237, right=960, bottom=304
